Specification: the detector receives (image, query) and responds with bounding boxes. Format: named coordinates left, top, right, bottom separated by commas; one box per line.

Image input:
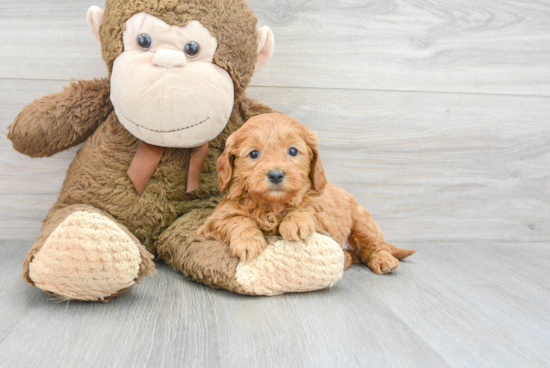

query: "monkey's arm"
left=8, top=78, right=112, bottom=158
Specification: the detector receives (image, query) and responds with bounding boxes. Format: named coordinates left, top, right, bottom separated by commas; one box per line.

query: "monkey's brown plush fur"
left=198, top=113, right=416, bottom=271
left=8, top=0, right=346, bottom=300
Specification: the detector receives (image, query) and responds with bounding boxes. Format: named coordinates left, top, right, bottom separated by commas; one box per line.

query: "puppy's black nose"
left=267, top=170, right=285, bottom=184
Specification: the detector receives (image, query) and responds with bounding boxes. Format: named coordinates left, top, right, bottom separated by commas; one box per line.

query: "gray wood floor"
left=1, top=0, right=549, bottom=367
left=1, top=241, right=549, bottom=368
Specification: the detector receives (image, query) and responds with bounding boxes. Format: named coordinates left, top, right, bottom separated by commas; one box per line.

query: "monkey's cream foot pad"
left=235, top=233, right=345, bottom=296
left=28, top=211, right=143, bottom=301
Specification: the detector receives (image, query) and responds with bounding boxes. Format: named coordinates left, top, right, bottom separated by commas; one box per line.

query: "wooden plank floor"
left=0, top=0, right=549, bottom=367
left=1, top=241, right=549, bottom=368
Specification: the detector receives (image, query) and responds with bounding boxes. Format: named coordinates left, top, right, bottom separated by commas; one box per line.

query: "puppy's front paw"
left=367, top=250, right=399, bottom=274
left=230, top=233, right=267, bottom=262
left=279, top=214, right=316, bottom=242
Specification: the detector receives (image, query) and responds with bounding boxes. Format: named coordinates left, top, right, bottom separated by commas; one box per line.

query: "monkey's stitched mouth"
left=119, top=111, right=210, bottom=133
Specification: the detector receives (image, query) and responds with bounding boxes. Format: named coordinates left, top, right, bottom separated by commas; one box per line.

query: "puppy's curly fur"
left=198, top=113, right=415, bottom=273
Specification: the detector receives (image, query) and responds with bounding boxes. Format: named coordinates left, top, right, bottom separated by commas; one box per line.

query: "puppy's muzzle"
left=267, top=170, right=285, bottom=184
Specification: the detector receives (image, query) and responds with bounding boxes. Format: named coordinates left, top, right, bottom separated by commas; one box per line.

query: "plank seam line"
left=248, top=84, right=550, bottom=99
left=1, top=77, right=549, bottom=99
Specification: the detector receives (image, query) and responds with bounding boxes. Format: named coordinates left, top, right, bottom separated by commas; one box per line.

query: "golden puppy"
left=198, top=113, right=415, bottom=273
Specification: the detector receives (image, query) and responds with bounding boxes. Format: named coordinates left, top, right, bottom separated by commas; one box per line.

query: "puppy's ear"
left=217, top=134, right=238, bottom=192
left=304, top=130, right=327, bottom=192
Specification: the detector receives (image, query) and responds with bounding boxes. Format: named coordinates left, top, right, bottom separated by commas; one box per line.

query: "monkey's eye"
left=137, top=33, right=153, bottom=51
left=288, top=147, right=298, bottom=157
left=184, top=41, right=201, bottom=58
left=249, top=150, right=260, bottom=159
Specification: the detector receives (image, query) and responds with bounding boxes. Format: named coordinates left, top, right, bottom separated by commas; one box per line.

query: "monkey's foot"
left=28, top=211, right=155, bottom=301
left=235, top=233, right=345, bottom=295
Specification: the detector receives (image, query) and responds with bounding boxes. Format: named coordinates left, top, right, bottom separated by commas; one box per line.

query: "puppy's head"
left=217, top=113, right=327, bottom=203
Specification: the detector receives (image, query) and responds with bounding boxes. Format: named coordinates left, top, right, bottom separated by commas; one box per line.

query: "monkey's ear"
left=87, top=6, right=104, bottom=42
left=255, top=26, right=275, bottom=71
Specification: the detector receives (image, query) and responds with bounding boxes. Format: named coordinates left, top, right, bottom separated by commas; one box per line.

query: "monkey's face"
left=109, top=13, right=234, bottom=148
left=87, top=2, right=274, bottom=148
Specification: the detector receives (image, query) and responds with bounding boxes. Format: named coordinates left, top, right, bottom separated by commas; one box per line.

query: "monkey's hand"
left=8, top=78, right=112, bottom=157
left=279, top=211, right=316, bottom=242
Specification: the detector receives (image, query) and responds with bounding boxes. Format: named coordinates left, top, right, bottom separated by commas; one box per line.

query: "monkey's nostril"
left=267, top=170, right=285, bottom=184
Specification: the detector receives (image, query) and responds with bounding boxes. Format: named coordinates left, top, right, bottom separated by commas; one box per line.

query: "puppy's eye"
left=137, top=33, right=153, bottom=51
left=184, top=41, right=201, bottom=58
left=288, top=147, right=298, bottom=157
left=249, top=150, right=260, bottom=159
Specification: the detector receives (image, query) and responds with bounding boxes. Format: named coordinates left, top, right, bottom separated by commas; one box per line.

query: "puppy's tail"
left=387, top=244, right=416, bottom=260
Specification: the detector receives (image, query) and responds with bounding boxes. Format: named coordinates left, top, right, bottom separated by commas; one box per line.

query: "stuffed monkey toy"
left=8, top=0, right=345, bottom=301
